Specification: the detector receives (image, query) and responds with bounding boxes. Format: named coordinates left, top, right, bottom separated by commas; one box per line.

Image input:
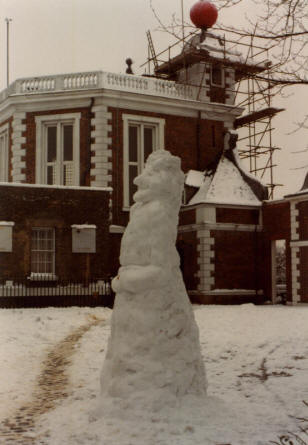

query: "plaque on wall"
left=71, top=225, right=96, bottom=253
left=0, top=222, right=14, bottom=252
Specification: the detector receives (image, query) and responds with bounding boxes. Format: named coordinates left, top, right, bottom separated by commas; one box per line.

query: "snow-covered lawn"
left=0, top=304, right=307, bottom=444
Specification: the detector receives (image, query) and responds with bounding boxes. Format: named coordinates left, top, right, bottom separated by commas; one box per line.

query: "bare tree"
left=150, top=0, right=308, bottom=86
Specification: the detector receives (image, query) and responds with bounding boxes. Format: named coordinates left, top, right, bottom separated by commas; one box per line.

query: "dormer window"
left=211, top=66, right=224, bottom=87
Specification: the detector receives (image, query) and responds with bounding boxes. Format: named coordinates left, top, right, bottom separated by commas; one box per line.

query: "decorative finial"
left=125, top=58, right=134, bottom=75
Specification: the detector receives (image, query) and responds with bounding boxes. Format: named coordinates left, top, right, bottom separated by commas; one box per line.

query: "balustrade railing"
left=0, top=70, right=199, bottom=102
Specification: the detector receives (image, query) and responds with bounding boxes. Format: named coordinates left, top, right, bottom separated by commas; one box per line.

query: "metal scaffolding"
left=143, top=29, right=284, bottom=199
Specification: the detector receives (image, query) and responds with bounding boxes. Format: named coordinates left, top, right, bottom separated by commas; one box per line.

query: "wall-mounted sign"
left=0, top=222, right=14, bottom=252
left=71, top=224, right=96, bottom=253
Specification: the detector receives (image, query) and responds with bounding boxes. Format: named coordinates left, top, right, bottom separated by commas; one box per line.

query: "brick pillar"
left=196, top=206, right=216, bottom=292
left=197, top=229, right=215, bottom=292
left=290, top=202, right=300, bottom=304
left=90, top=100, right=112, bottom=188
left=225, top=68, right=235, bottom=105
left=11, top=112, right=26, bottom=182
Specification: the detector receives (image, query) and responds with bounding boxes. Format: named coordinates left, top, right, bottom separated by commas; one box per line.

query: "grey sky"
left=0, top=0, right=306, bottom=198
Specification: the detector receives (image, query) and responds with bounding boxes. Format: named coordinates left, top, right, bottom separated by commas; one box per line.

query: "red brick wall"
left=179, top=208, right=196, bottom=226
left=108, top=107, right=225, bottom=226
left=298, top=202, right=308, bottom=302
left=24, top=107, right=93, bottom=185
left=177, top=231, right=199, bottom=291
left=0, top=185, right=111, bottom=280
left=108, top=233, right=122, bottom=277
left=214, top=230, right=261, bottom=291
left=216, top=208, right=259, bottom=225
left=263, top=201, right=290, bottom=240
left=299, top=247, right=308, bottom=303
left=0, top=117, right=13, bottom=181
left=298, top=201, right=308, bottom=239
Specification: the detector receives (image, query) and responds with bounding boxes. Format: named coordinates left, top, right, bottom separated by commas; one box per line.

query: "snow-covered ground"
left=0, top=304, right=308, bottom=444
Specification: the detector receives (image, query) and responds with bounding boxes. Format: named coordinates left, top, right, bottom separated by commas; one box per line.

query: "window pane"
left=212, top=67, right=222, bottom=85
left=63, top=163, right=73, bottom=186
left=144, top=127, right=154, bottom=163
left=31, top=231, right=38, bottom=250
left=129, top=164, right=138, bottom=206
left=31, top=228, right=55, bottom=274
left=129, top=125, right=138, bottom=162
left=63, top=125, right=73, bottom=161
left=47, top=166, right=55, bottom=185
left=47, top=127, right=57, bottom=162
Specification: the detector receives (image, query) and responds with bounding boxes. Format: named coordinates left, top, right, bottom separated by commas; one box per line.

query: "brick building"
left=0, top=30, right=307, bottom=304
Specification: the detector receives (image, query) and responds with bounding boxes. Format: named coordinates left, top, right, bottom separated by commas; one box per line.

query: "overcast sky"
left=0, top=0, right=306, bottom=198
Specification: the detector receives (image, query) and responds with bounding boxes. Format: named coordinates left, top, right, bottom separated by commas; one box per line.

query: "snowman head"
left=133, top=150, right=184, bottom=205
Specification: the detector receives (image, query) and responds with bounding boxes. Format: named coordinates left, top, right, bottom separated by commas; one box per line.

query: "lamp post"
left=5, top=18, right=12, bottom=87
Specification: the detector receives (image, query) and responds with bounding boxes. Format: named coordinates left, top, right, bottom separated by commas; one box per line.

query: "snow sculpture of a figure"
left=95, top=149, right=207, bottom=419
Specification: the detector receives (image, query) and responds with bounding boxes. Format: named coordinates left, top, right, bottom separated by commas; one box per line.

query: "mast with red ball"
left=190, top=0, right=218, bottom=39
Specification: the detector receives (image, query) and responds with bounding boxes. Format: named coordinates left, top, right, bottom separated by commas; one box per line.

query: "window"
left=123, top=114, right=165, bottom=207
left=31, top=228, right=55, bottom=274
left=35, top=113, right=81, bottom=186
left=211, top=66, right=224, bottom=87
left=0, top=124, right=9, bottom=182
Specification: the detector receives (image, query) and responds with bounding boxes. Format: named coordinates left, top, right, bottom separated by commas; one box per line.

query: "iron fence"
left=0, top=275, right=114, bottom=308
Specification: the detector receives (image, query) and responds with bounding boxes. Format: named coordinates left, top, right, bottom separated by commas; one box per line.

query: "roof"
left=185, top=132, right=268, bottom=207
left=234, top=107, right=285, bottom=128
left=188, top=156, right=262, bottom=207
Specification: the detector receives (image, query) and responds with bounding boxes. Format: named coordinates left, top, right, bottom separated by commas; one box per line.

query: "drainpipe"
left=87, top=97, right=94, bottom=186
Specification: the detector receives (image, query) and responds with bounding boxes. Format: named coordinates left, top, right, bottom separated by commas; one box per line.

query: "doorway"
left=271, top=239, right=286, bottom=303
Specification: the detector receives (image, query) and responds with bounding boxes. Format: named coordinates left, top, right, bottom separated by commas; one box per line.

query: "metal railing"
left=0, top=276, right=114, bottom=308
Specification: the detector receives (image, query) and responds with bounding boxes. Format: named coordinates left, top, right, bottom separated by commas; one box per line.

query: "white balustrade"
left=63, top=72, right=99, bottom=90
left=1, top=70, right=200, bottom=102
left=20, top=77, right=56, bottom=93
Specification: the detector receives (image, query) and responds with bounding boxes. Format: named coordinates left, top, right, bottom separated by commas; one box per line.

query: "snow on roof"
left=185, top=170, right=206, bottom=188
left=189, top=156, right=262, bottom=207
left=185, top=31, right=270, bottom=69
left=0, top=221, right=14, bottom=226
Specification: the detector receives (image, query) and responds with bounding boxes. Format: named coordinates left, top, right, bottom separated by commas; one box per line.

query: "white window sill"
left=27, top=273, right=58, bottom=281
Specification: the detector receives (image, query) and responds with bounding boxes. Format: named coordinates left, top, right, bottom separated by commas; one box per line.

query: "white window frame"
left=0, top=123, right=9, bottom=182
left=35, top=113, right=81, bottom=186
left=122, top=114, right=165, bottom=208
left=211, top=65, right=225, bottom=87
left=30, top=227, right=56, bottom=276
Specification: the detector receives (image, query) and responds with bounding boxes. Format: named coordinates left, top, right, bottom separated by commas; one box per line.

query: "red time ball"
left=190, top=1, right=218, bottom=29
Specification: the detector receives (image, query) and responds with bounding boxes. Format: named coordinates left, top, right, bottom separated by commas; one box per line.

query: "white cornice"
left=0, top=87, right=244, bottom=121
left=0, top=94, right=93, bottom=116
left=283, top=192, right=308, bottom=203
left=101, top=89, right=244, bottom=120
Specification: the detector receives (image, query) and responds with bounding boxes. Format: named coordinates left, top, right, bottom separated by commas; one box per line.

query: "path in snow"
left=0, top=314, right=103, bottom=444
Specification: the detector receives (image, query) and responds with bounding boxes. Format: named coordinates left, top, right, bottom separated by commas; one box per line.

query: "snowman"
left=95, top=149, right=207, bottom=418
